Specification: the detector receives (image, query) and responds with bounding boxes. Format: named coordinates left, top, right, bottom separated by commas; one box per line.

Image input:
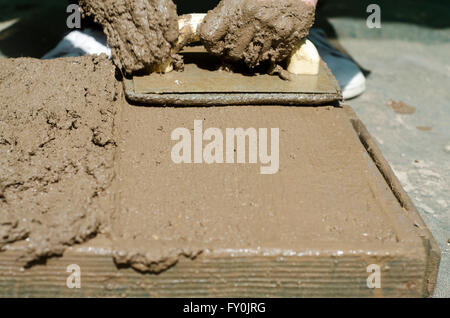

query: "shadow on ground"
left=0, top=0, right=67, bottom=58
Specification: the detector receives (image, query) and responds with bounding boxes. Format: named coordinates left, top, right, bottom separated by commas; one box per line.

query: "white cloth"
left=42, top=28, right=111, bottom=59
left=307, top=28, right=366, bottom=99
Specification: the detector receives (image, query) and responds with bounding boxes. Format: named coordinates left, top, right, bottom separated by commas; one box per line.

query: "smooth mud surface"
left=112, top=105, right=422, bottom=273
left=0, top=55, right=120, bottom=265
left=80, top=0, right=179, bottom=76
left=199, top=0, right=315, bottom=68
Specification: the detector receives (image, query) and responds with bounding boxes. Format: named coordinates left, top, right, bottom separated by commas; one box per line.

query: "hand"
left=80, top=0, right=179, bottom=76
left=199, top=0, right=317, bottom=68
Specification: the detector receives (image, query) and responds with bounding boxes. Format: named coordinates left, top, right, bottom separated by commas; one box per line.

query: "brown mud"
left=0, top=56, right=439, bottom=295
left=112, top=104, right=420, bottom=273
left=387, top=100, right=416, bottom=115
left=416, top=126, right=432, bottom=132
left=79, top=0, right=180, bottom=76
left=199, top=0, right=315, bottom=68
left=0, top=55, right=120, bottom=265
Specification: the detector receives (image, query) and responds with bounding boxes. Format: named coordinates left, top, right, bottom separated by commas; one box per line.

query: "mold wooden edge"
left=343, top=105, right=441, bottom=297
left=124, top=92, right=341, bottom=107
left=0, top=248, right=426, bottom=297
left=122, top=61, right=343, bottom=107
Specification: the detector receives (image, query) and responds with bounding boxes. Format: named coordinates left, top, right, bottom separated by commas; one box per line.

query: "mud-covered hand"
left=79, top=0, right=179, bottom=76
left=199, top=0, right=317, bottom=68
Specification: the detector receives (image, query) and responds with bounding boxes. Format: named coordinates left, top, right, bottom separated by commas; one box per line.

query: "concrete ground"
left=0, top=0, right=449, bottom=297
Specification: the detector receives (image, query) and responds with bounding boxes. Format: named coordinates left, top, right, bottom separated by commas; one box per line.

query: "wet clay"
left=416, top=126, right=432, bottom=132
left=112, top=105, right=425, bottom=273
left=387, top=100, right=416, bottom=115
left=79, top=0, right=180, bottom=76
left=0, top=55, right=120, bottom=265
left=199, top=0, right=315, bottom=68
left=0, top=56, right=439, bottom=296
